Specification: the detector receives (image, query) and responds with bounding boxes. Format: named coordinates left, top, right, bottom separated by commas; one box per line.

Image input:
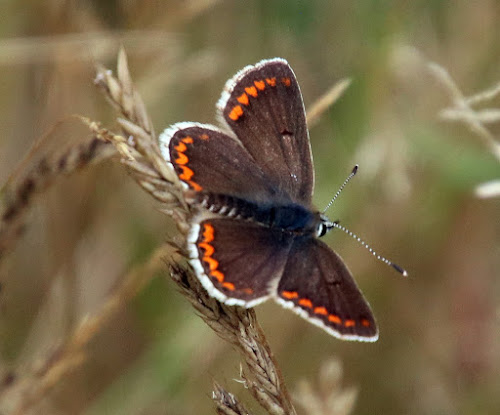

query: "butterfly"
left=160, top=58, right=379, bottom=341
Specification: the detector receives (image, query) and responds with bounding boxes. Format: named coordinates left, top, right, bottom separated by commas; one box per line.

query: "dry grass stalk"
left=428, top=62, right=500, bottom=162
left=92, top=50, right=186, bottom=214
left=428, top=62, right=500, bottom=199
left=306, top=78, right=351, bottom=128
left=0, top=122, right=115, bottom=264
left=212, top=380, right=254, bottom=415
left=170, top=264, right=296, bottom=415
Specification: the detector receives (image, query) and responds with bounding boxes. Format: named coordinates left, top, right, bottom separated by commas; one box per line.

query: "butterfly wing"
left=217, top=58, right=314, bottom=205
left=159, top=123, right=284, bottom=203
left=275, top=237, right=378, bottom=341
left=161, top=61, right=376, bottom=340
left=189, top=218, right=294, bottom=307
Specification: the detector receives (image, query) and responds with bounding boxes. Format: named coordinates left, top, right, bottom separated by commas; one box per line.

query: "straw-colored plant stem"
left=428, top=62, right=500, bottom=199
left=0, top=129, right=114, bottom=263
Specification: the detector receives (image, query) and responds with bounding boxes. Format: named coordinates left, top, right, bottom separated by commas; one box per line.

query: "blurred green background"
left=0, top=1, right=499, bottom=414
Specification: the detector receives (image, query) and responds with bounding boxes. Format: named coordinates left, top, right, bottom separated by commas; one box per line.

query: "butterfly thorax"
left=194, top=192, right=322, bottom=235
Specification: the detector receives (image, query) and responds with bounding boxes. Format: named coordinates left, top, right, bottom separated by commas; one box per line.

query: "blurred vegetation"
left=0, top=1, right=499, bottom=414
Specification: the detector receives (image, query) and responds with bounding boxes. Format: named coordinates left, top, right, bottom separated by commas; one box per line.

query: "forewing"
left=217, top=58, right=314, bottom=204
left=188, top=218, right=294, bottom=307
left=159, top=122, right=283, bottom=202
left=275, top=237, right=378, bottom=341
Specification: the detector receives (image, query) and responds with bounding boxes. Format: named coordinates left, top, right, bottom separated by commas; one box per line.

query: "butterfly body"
left=192, top=191, right=321, bottom=235
left=160, top=58, right=379, bottom=341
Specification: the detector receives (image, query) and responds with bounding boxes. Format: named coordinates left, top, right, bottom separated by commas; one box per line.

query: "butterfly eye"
left=315, top=214, right=335, bottom=238
left=316, top=222, right=328, bottom=237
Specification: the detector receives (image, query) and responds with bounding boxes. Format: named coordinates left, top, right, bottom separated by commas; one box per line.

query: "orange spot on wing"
left=188, top=181, right=202, bottom=191
left=229, top=105, right=244, bottom=121
left=200, top=133, right=209, bottom=140
left=198, top=223, right=229, bottom=291
left=298, top=298, right=313, bottom=308
left=314, top=307, right=328, bottom=316
left=198, top=242, right=214, bottom=256
left=203, top=256, right=219, bottom=271
left=245, top=86, right=258, bottom=97
left=211, top=270, right=225, bottom=283
left=175, top=152, right=189, bottom=165
left=173, top=138, right=201, bottom=190
left=282, top=290, right=299, bottom=300
left=202, top=224, right=215, bottom=242
left=265, top=77, right=276, bottom=86
left=328, top=314, right=341, bottom=324
left=197, top=223, right=250, bottom=295
left=237, top=93, right=249, bottom=105
left=344, top=319, right=355, bottom=327
left=361, top=319, right=371, bottom=327
left=178, top=164, right=202, bottom=190
left=254, top=80, right=265, bottom=90
left=178, top=165, right=194, bottom=181
left=174, top=142, right=187, bottom=152
left=281, top=77, right=291, bottom=87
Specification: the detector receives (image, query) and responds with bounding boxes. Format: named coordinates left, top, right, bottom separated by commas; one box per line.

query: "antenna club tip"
left=391, top=263, right=408, bottom=277
left=352, top=164, right=359, bottom=174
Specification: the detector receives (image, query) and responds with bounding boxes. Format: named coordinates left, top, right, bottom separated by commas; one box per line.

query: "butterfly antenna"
left=326, top=220, right=408, bottom=277
left=322, top=164, right=359, bottom=213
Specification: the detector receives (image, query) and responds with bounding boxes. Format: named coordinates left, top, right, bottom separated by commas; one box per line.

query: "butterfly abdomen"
left=195, top=192, right=318, bottom=233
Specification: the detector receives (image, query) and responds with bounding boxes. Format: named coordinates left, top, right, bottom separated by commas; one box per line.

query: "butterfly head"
left=316, top=214, right=337, bottom=238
